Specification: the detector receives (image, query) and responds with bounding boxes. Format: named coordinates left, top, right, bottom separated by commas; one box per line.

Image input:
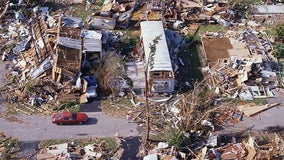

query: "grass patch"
left=101, top=97, right=133, bottom=109
left=150, top=129, right=191, bottom=148
left=69, top=4, right=95, bottom=21
left=70, top=104, right=81, bottom=113
left=277, top=59, right=284, bottom=87
left=198, top=24, right=226, bottom=33
left=5, top=104, right=19, bottom=115
left=5, top=101, right=80, bottom=115
left=179, top=44, right=203, bottom=81
left=52, top=101, right=80, bottom=112
left=94, top=0, right=104, bottom=11
left=196, top=24, right=227, bottom=40
left=6, top=103, right=41, bottom=115
left=150, top=134, right=167, bottom=142
left=120, top=30, right=139, bottom=55
left=189, top=69, right=203, bottom=81
left=100, top=97, right=133, bottom=117
left=244, top=98, right=267, bottom=105
left=178, top=24, right=228, bottom=82
left=187, top=45, right=201, bottom=68
left=279, top=60, right=284, bottom=75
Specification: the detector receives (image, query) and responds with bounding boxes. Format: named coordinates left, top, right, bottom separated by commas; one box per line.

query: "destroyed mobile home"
left=0, top=8, right=104, bottom=107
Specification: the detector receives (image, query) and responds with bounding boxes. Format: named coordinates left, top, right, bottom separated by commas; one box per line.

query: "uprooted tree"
left=174, top=82, right=216, bottom=131
left=139, top=81, right=218, bottom=147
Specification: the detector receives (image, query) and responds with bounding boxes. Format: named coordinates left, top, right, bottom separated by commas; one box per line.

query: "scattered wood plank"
left=132, top=111, right=143, bottom=121
left=238, top=103, right=280, bottom=117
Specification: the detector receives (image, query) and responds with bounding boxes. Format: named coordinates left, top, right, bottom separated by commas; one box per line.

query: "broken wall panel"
left=56, top=45, right=81, bottom=76
left=30, top=17, right=53, bottom=64
left=60, top=27, right=82, bottom=39
left=88, top=16, right=116, bottom=30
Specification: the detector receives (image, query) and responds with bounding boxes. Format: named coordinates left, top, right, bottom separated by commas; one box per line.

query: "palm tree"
left=145, top=35, right=161, bottom=141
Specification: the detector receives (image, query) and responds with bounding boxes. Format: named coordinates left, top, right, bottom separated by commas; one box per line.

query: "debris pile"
left=88, top=0, right=138, bottom=29
left=242, top=132, right=284, bottom=159
left=129, top=80, right=244, bottom=134
left=0, top=2, right=106, bottom=112
left=201, top=28, right=279, bottom=100
left=131, top=0, right=246, bottom=34
left=36, top=138, right=121, bottom=160
left=140, top=131, right=284, bottom=159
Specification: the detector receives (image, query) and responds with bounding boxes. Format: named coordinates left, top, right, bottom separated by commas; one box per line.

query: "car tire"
left=78, top=122, right=83, bottom=125
left=58, top=122, right=63, bottom=125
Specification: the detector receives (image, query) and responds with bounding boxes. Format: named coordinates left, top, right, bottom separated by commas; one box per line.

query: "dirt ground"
left=202, top=37, right=232, bottom=67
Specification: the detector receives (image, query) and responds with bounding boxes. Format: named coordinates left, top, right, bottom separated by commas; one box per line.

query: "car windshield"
left=84, top=76, right=97, bottom=87
left=72, top=113, right=77, bottom=120
left=56, top=113, right=63, bottom=120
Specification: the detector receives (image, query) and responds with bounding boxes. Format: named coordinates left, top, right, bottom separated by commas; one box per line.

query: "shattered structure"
left=1, top=5, right=103, bottom=106
left=201, top=28, right=279, bottom=100
left=89, top=0, right=138, bottom=29
left=36, top=138, right=121, bottom=159
left=243, top=132, right=284, bottom=159
left=252, top=4, right=284, bottom=25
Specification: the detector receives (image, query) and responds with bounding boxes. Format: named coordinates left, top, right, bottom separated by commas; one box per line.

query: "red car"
left=52, top=111, right=88, bottom=125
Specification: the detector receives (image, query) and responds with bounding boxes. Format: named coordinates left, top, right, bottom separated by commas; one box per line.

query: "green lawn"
left=69, top=4, right=95, bottom=21
left=196, top=24, right=227, bottom=41
left=177, top=24, right=227, bottom=81
left=179, top=44, right=203, bottom=81
left=244, top=98, right=267, bottom=105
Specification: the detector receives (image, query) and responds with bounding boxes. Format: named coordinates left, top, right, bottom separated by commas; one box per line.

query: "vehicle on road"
left=52, top=111, right=88, bottom=125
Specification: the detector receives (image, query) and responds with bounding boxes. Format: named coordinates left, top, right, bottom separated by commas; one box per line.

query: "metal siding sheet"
left=254, top=5, right=284, bottom=14
left=84, top=39, right=102, bottom=52
left=57, top=37, right=81, bottom=50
